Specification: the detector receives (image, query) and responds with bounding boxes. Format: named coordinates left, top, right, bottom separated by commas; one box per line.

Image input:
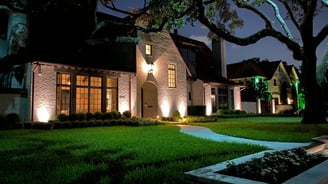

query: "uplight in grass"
left=37, top=106, right=50, bottom=122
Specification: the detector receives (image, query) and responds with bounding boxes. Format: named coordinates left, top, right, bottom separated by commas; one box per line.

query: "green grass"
left=191, top=117, right=328, bottom=142
left=0, top=125, right=266, bottom=184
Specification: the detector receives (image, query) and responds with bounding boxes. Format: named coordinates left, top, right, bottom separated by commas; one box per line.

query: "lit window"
left=146, top=44, right=152, bottom=55
left=168, top=64, right=176, bottom=88
left=106, top=78, right=118, bottom=112
left=76, top=75, right=102, bottom=113
left=56, top=73, right=71, bottom=115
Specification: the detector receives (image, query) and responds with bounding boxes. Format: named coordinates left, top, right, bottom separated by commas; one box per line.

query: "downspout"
left=30, top=63, right=35, bottom=122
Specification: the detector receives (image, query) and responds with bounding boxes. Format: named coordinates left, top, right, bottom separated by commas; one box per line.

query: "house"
left=171, top=32, right=242, bottom=115
left=0, top=5, right=241, bottom=122
left=227, top=58, right=301, bottom=113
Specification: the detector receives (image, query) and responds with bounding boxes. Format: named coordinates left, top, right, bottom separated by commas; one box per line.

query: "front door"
left=142, top=82, right=158, bottom=118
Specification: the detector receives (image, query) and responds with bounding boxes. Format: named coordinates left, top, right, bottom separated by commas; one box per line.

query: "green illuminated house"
left=227, top=58, right=302, bottom=113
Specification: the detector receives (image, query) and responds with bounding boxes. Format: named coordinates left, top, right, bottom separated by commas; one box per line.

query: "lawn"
left=0, top=124, right=266, bottom=184
left=191, top=117, right=328, bottom=142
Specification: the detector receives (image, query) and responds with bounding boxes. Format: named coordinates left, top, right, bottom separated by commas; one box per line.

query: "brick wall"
left=32, top=63, right=57, bottom=121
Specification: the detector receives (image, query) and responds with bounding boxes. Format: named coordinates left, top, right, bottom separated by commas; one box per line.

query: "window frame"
left=168, top=63, right=177, bottom=88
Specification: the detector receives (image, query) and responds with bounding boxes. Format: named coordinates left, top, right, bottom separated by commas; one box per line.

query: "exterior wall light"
left=147, top=63, right=154, bottom=73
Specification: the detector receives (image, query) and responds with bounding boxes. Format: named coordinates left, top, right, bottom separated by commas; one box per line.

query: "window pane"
left=76, top=75, right=88, bottom=86
left=106, top=89, right=117, bottom=112
left=90, top=76, right=102, bottom=87
left=90, top=88, right=102, bottom=113
left=107, top=78, right=117, bottom=87
left=146, top=44, right=152, bottom=55
left=76, top=87, right=89, bottom=112
left=56, top=73, right=71, bottom=115
left=168, top=64, right=176, bottom=88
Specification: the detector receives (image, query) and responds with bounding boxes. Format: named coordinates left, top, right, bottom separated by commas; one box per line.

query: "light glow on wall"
left=119, top=99, right=129, bottom=114
left=37, top=106, right=50, bottom=122
left=178, top=102, right=186, bottom=117
left=142, top=61, right=156, bottom=74
left=160, top=99, right=170, bottom=117
left=206, top=101, right=212, bottom=116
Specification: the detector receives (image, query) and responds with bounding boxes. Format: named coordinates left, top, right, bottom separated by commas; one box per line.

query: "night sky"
left=98, top=1, right=328, bottom=69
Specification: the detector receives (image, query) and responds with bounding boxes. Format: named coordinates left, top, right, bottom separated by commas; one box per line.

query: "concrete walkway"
left=177, top=124, right=310, bottom=150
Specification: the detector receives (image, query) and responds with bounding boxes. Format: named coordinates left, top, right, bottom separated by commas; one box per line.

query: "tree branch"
left=280, top=0, right=300, bottom=30
left=266, top=0, right=296, bottom=41
left=233, top=0, right=273, bottom=29
left=195, top=0, right=302, bottom=60
left=314, top=24, right=328, bottom=47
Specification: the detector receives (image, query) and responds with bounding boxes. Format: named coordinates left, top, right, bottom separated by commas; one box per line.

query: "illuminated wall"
left=118, top=74, right=137, bottom=115
left=32, top=63, right=57, bottom=122
left=233, top=86, right=241, bottom=110
left=136, top=30, right=188, bottom=118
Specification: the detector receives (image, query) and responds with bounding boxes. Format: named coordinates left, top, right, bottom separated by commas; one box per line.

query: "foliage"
left=217, top=109, right=247, bottom=115
left=122, top=110, right=132, bottom=118
left=220, top=148, right=326, bottom=183
left=0, top=126, right=265, bottom=183
left=187, top=105, right=206, bottom=116
left=6, top=113, right=21, bottom=123
left=173, top=110, right=181, bottom=121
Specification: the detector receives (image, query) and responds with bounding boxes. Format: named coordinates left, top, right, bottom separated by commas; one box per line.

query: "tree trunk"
left=301, top=48, right=327, bottom=124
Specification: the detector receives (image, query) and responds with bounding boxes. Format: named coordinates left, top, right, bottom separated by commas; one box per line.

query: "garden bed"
left=185, top=143, right=328, bottom=184
left=218, top=148, right=326, bottom=183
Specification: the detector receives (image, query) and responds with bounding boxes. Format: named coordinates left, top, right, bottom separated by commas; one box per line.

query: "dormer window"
left=145, top=44, right=152, bottom=55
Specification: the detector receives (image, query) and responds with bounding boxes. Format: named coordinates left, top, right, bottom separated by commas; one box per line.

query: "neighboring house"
left=171, top=32, right=242, bottom=115
left=227, top=58, right=301, bottom=113
left=0, top=6, right=241, bottom=122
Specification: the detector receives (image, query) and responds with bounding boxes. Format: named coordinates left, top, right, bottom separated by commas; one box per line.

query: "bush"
left=76, top=113, right=87, bottom=121
left=173, top=110, right=181, bottom=121
left=102, top=112, right=113, bottom=120
left=94, top=112, right=103, bottom=120
left=69, top=113, right=78, bottom=121
left=111, top=111, right=121, bottom=119
left=187, top=105, right=206, bottom=116
left=122, top=111, right=132, bottom=118
left=56, top=113, right=68, bottom=121
left=6, top=113, right=21, bottom=123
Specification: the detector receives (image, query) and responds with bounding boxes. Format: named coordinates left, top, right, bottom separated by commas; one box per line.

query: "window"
left=106, top=78, right=118, bottom=112
left=218, top=88, right=228, bottom=109
left=56, top=73, right=71, bottom=115
left=145, top=44, right=152, bottom=55
left=168, top=64, right=176, bottom=88
left=56, top=72, right=118, bottom=115
left=274, top=79, right=277, bottom=86
left=76, top=75, right=102, bottom=113
left=0, top=13, right=8, bottom=39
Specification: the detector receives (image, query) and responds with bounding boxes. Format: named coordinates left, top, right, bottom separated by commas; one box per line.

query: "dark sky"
left=97, top=1, right=328, bottom=69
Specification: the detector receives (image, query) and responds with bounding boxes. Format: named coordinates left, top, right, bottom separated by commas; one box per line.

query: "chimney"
left=212, top=37, right=227, bottom=78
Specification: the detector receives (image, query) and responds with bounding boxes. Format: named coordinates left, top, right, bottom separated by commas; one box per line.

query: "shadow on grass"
left=0, top=138, right=136, bottom=184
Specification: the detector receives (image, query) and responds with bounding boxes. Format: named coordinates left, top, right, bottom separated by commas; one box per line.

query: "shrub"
left=173, top=110, right=181, bottom=121
left=86, top=112, right=94, bottom=120
left=56, top=113, right=68, bottom=121
left=94, top=112, right=103, bottom=120
left=69, top=113, right=78, bottom=121
left=111, top=111, right=121, bottom=119
left=6, top=113, right=21, bottom=123
left=187, top=105, right=206, bottom=116
left=122, top=111, right=132, bottom=118
left=76, top=113, right=87, bottom=121
left=102, top=112, right=113, bottom=120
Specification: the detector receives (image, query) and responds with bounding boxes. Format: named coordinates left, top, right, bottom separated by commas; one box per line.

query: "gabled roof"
left=227, top=58, right=281, bottom=80
left=1, top=11, right=138, bottom=73
left=170, top=33, right=234, bottom=84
